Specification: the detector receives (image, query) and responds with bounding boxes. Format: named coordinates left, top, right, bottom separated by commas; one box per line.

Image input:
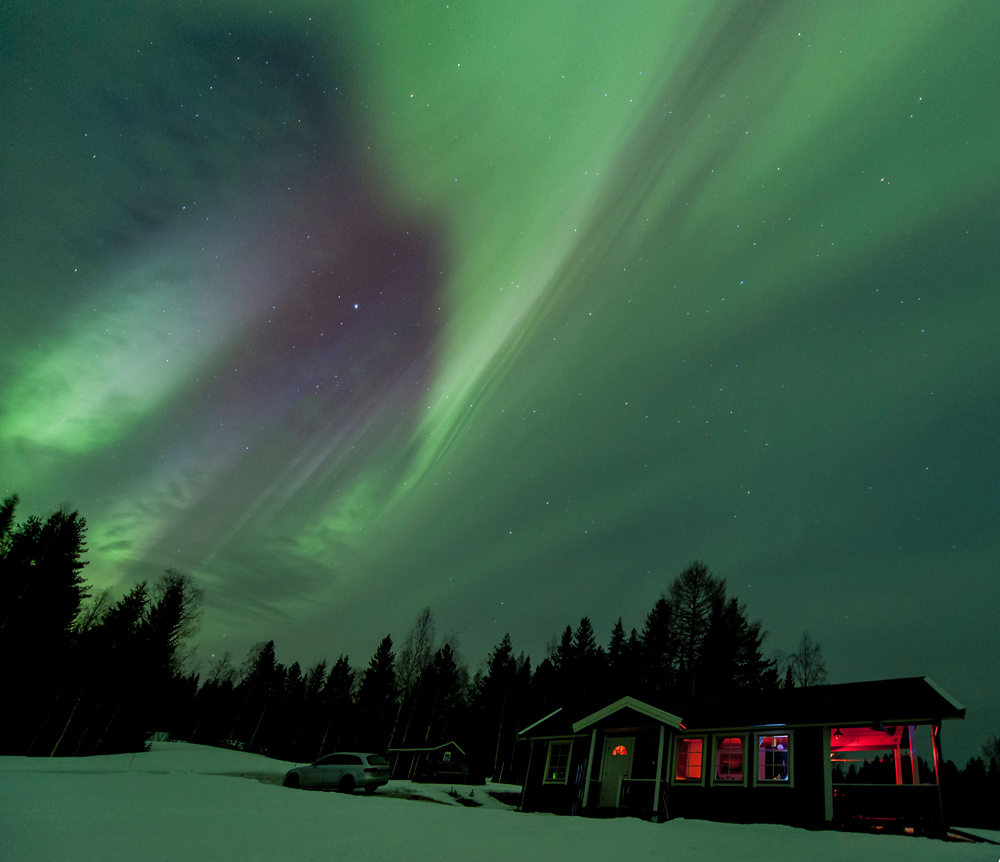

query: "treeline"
left=0, top=495, right=201, bottom=755
left=0, top=495, right=779, bottom=766
left=169, top=561, right=782, bottom=780
left=2, top=493, right=996, bottom=828
left=833, top=742, right=1000, bottom=829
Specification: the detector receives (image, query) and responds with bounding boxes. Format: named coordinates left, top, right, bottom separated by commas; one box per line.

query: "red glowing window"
left=675, top=738, right=703, bottom=781
left=715, top=737, right=744, bottom=782
left=612, top=745, right=628, bottom=756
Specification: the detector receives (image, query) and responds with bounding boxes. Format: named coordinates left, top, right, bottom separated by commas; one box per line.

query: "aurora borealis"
left=1, top=2, right=997, bottom=758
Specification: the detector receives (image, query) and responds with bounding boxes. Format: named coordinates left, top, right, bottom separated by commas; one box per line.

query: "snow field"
left=1, top=742, right=995, bottom=861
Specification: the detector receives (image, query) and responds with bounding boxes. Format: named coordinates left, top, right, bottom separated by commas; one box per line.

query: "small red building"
left=517, top=677, right=964, bottom=832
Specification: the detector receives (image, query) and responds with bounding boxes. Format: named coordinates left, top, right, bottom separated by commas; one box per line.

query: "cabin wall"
left=667, top=727, right=826, bottom=827
left=520, top=737, right=589, bottom=815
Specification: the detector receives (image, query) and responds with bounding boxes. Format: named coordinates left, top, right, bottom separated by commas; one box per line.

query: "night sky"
left=2, top=2, right=997, bottom=761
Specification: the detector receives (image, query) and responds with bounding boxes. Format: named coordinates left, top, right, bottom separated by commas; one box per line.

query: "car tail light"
left=364, top=768, right=377, bottom=774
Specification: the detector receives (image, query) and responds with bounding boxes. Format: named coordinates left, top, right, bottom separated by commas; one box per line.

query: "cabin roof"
left=387, top=740, right=466, bottom=755
left=517, top=677, right=965, bottom=740
left=679, top=676, right=965, bottom=730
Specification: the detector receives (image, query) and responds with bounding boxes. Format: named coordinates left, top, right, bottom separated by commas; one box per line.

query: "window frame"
left=753, top=731, right=793, bottom=787
left=542, top=740, right=574, bottom=785
left=672, top=736, right=706, bottom=785
left=710, top=734, right=747, bottom=786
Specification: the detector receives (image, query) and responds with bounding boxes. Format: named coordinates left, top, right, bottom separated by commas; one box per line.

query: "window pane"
left=675, top=738, right=703, bottom=781
left=758, top=735, right=790, bottom=781
left=546, top=742, right=571, bottom=782
left=715, top=737, right=744, bottom=781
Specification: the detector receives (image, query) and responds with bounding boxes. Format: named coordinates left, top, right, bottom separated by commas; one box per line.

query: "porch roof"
left=571, top=696, right=682, bottom=733
left=680, top=676, right=965, bottom=730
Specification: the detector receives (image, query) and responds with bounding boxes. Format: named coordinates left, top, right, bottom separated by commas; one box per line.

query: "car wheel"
left=338, top=775, right=355, bottom=793
left=284, top=773, right=300, bottom=789
left=364, top=785, right=377, bottom=795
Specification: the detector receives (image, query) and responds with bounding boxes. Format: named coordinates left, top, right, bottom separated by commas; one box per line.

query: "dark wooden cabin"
left=517, top=677, right=964, bottom=832
left=387, top=741, right=467, bottom=780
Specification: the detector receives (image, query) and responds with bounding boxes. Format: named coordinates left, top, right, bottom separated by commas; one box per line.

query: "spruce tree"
left=640, top=595, right=676, bottom=703
left=0, top=503, right=90, bottom=754
left=355, top=635, right=397, bottom=751
left=316, top=655, right=355, bottom=758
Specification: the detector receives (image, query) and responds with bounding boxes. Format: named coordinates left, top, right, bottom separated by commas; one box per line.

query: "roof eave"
left=571, top=695, right=683, bottom=733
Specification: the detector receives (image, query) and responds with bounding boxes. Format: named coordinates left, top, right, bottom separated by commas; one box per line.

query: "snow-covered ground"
left=1, top=742, right=996, bottom=861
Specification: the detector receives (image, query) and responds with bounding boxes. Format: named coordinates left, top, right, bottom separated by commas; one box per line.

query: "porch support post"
left=653, top=724, right=666, bottom=821
left=581, top=728, right=598, bottom=809
left=931, top=723, right=944, bottom=821
left=821, top=725, right=833, bottom=822
left=930, top=723, right=942, bottom=783
left=909, top=725, right=920, bottom=785
left=894, top=748, right=903, bottom=785
left=520, top=740, right=535, bottom=811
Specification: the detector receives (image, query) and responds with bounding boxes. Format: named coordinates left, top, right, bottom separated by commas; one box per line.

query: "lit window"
left=758, top=735, right=790, bottom=782
left=675, top=738, right=704, bottom=781
left=543, top=741, right=573, bottom=784
left=714, top=737, right=744, bottom=782
left=612, top=745, right=628, bottom=756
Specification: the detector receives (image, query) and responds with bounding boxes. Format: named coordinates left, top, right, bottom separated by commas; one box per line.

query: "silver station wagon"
left=283, top=752, right=390, bottom=793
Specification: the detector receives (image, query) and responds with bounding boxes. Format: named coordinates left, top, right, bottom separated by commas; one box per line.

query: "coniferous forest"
left=1, top=494, right=996, bottom=826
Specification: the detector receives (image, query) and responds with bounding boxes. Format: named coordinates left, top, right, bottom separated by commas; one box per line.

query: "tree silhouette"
left=669, top=561, right=726, bottom=699
left=355, top=635, right=397, bottom=751
left=316, top=655, right=355, bottom=758
left=0, top=501, right=90, bottom=754
left=788, top=631, right=827, bottom=687
left=392, top=607, right=436, bottom=746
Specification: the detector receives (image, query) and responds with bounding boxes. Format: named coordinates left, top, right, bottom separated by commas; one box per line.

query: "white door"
left=599, top=736, right=634, bottom=807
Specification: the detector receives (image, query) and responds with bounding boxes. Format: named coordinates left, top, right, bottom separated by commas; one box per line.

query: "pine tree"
left=782, top=662, right=795, bottom=689
left=699, top=596, right=776, bottom=695
left=607, top=618, right=627, bottom=672
left=572, top=617, right=598, bottom=658
left=237, top=640, right=283, bottom=753
left=316, top=655, right=355, bottom=758
left=355, top=635, right=397, bottom=751
left=0, top=503, right=90, bottom=754
left=570, top=617, right=605, bottom=711
left=470, top=634, right=521, bottom=778
left=409, top=641, right=469, bottom=746
left=669, top=561, right=725, bottom=699
left=551, top=626, right=574, bottom=671
left=0, top=495, right=17, bottom=553
left=640, top=595, right=676, bottom=702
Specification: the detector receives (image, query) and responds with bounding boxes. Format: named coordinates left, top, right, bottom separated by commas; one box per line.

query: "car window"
left=365, top=755, right=388, bottom=766
left=343, top=754, right=363, bottom=765
left=317, top=754, right=352, bottom=765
